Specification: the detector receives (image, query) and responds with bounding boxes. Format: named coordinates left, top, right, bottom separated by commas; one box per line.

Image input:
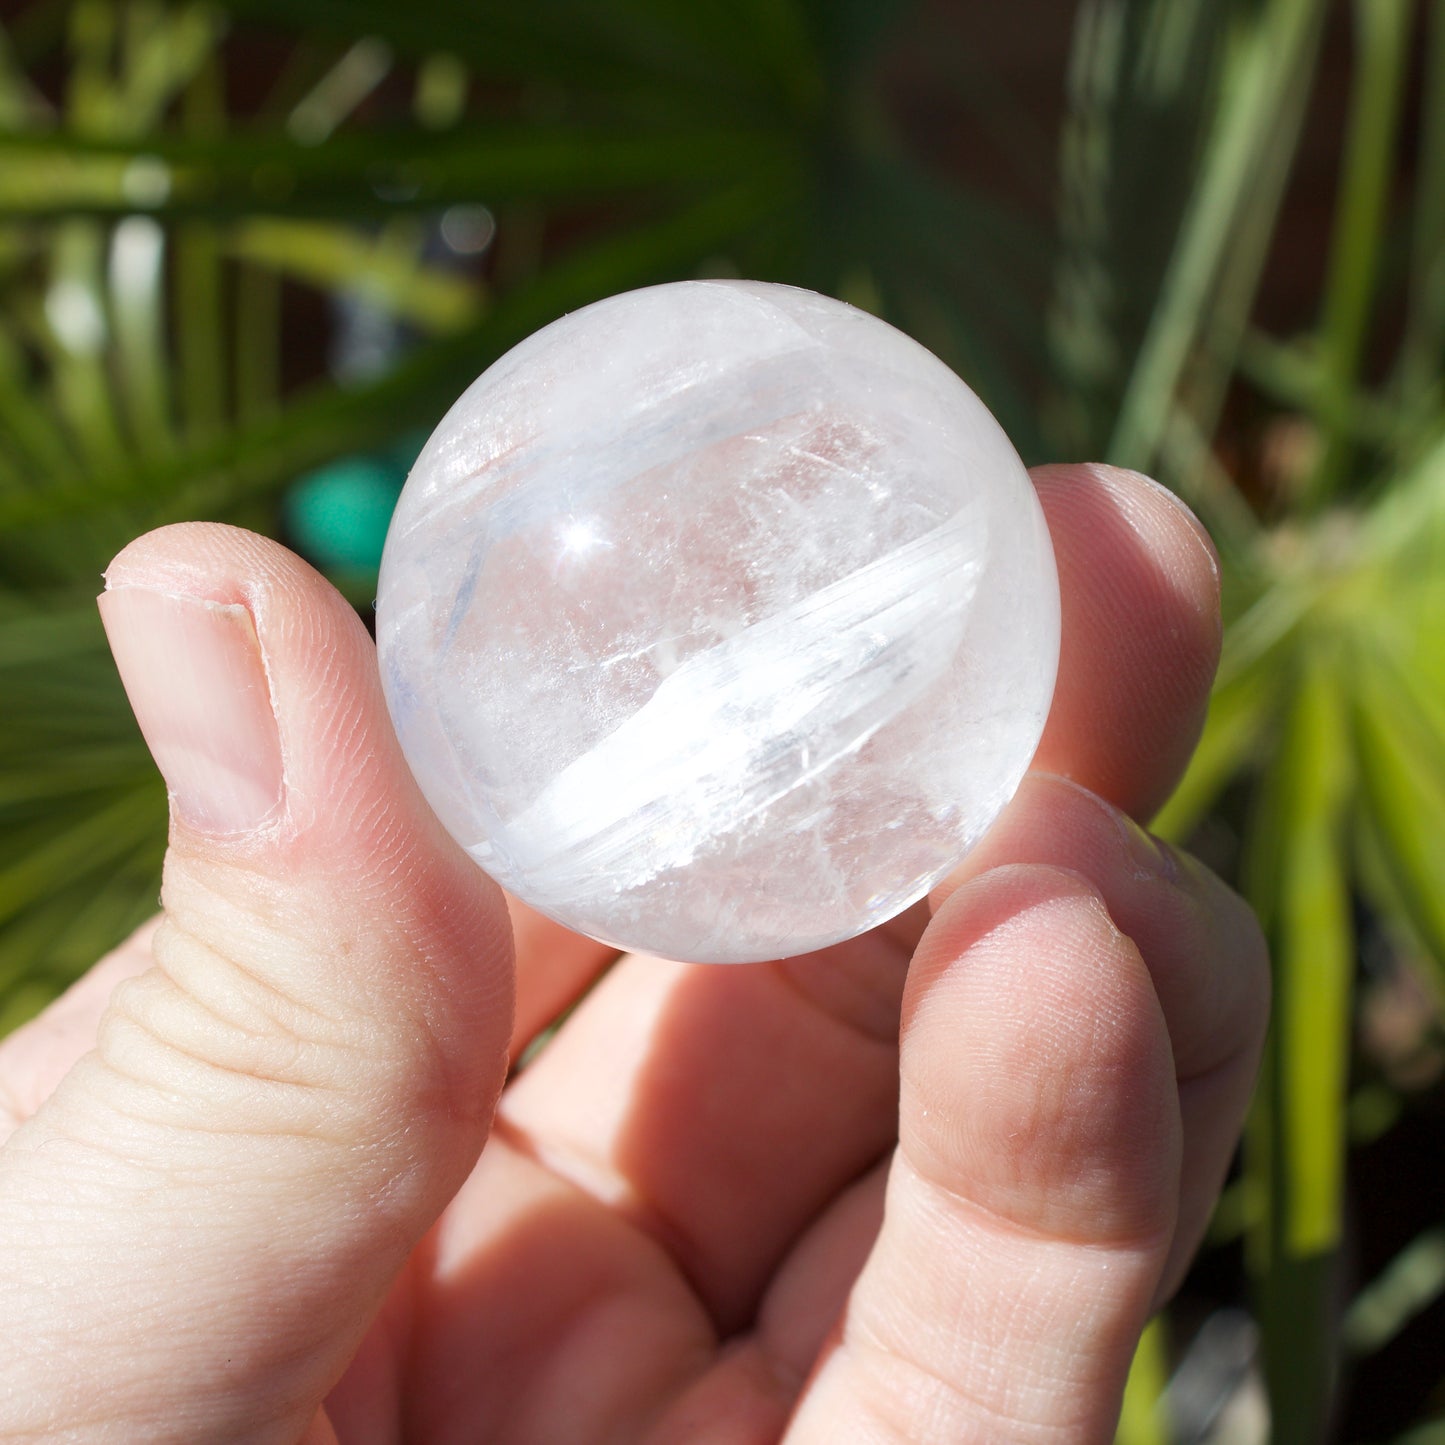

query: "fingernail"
left=99, top=586, right=284, bottom=835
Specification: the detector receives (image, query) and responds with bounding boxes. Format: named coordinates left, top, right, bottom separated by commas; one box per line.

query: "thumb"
left=0, top=523, right=513, bottom=1442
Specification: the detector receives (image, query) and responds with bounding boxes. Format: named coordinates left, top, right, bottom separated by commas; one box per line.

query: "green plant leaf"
left=1305, top=0, right=1413, bottom=507
left=1048, top=0, right=1236, bottom=457
left=0, top=782, right=164, bottom=928
left=1151, top=659, right=1278, bottom=842
left=1113, top=1315, right=1168, bottom=1445
left=225, top=0, right=799, bottom=101
left=0, top=122, right=796, bottom=218
left=1244, top=639, right=1355, bottom=1444
left=1395, top=0, right=1445, bottom=421
left=0, top=183, right=782, bottom=543
left=1106, top=0, right=1329, bottom=472
left=1384, top=1416, right=1445, bottom=1444
left=1352, top=648, right=1445, bottom=983
left=227, top=218, right=484, bottom=330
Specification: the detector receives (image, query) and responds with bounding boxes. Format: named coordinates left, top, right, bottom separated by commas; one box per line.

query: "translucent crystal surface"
left=376, top=281, right=1059, bottom=963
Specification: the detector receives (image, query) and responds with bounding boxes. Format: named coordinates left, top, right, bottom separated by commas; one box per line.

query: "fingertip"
left=913, top=860, right=1109, bottom=1001
left=902, top=862, right=1180, bottom=1246
left=103, top=521, right=321, bottom=608
left=932, top=773, right=1270, bottom=1081
left=1029, top=464, right=1223, bottom=820
left=1032, top=463, right=1221, bottom=585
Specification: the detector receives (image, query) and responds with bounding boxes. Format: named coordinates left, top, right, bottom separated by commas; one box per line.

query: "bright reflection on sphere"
left=376, top=281, right=1059, bottom=963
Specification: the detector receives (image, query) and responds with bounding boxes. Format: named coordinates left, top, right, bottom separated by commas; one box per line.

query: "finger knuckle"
left=92, top=918, right=360, bottom=1144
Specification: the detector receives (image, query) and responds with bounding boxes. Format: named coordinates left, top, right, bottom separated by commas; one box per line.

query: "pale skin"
left=0, top=463, right=1268, bottom=1443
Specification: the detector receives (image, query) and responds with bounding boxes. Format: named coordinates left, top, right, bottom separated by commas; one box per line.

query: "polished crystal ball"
left=376, top=280, right=1059, bottom=963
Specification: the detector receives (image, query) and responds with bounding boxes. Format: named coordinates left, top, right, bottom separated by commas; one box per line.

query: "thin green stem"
left=1394, top=0, right=1445, bottom=424
left=1245, top=635, right=1356, bottom=1445
left=110, top=215, right=174, bottom=454
left=176, top=55, right=227, bottom=438
left=42, top=220, right=128, bottom=470
left=1305, top=0, right=1414, bottom=507
left=1180, top=24, right=1322, bottom=470
left=234, top=262, right=281, bottom=425
left=0, top=323, right=82, bottom=482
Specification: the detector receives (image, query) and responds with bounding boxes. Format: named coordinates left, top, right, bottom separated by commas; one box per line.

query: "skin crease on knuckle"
left=74, top=901, right=439, bottom=1168
left=139, top=819, right=507, bottom=1129
left=88, top=934, right=362, bottom=1150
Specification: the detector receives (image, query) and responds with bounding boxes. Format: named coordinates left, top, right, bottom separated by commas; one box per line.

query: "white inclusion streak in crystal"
left=496, top=502, right=987, bottom=896
left=784, top=441, right=859, bottom=478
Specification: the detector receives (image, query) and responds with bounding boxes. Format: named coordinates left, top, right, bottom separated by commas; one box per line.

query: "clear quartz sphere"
left=376, top=280, right=1059, bottom=963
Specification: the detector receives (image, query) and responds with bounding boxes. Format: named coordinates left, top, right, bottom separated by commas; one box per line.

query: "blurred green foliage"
left=1, top=0, right=1443, bottom=1438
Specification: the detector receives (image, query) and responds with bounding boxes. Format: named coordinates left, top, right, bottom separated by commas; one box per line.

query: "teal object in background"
left=283, top=431, right=425, bottom=589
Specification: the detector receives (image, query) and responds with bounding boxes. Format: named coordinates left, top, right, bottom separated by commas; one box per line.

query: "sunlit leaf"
left=1113, top=1316, right=1168, bottom=1445
left=1107, top=0, right=1329, bottom=470
left=0, top=183, right=780, bottom=544
left=0, top=783, right=164, bottom=925
left=226, top=219, right=484, bottom=330
left=1152, top=652, right=1279, bottom=840
left=1244, top=638, right=1355, bottom=1444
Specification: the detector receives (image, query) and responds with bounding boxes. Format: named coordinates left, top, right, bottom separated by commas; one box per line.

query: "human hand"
left=0, top=463, right=1266, bottom=1443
